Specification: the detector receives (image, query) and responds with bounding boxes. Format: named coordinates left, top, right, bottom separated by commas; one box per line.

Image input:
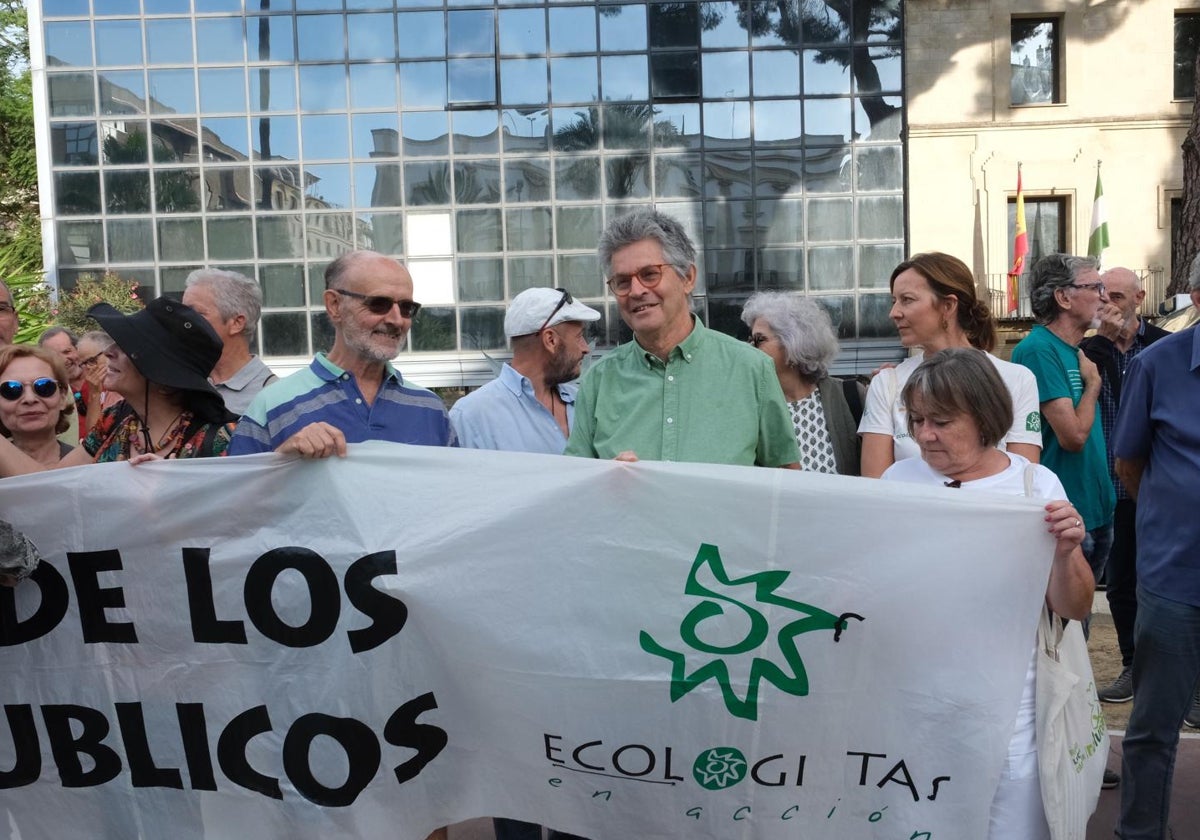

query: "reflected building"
left=34, top=0, right=906, bottom=382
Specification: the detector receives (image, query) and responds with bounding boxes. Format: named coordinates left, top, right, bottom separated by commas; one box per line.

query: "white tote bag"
left=1034, top=606, right=1108, bottom=840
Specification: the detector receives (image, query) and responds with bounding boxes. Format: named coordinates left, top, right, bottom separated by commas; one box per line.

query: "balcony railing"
left=985, top=267, right=1166, bottom=321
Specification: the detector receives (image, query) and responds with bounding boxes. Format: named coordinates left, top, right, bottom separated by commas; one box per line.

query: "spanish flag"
left=1008, top=167, right=1028, bottom=316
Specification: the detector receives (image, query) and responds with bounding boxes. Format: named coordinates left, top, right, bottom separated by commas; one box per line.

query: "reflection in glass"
left=148, top=69, right=196, bottom=114
left=650, top=53, right=699, bottom=99
left=45, top=22, right=94, bottom=67
left=448, top=10, right=496, bottom=56
left=95, top=20, right=143, bottom=66
left=350, top=64, right=398, bottom=110
left=702, top=101, right=750, bottom=144
left=357, top=212, right=405, bottom=252
left=506, top=207, right=552, bottom=250
left=858, top=293, right=895, bottom=338
left=808, top=247, right=854, bottom=291
left=651, top=103, right=699, bottom=149
left=406, top=161, right=449, bottom=206
left=702, top=52, right=749, bottom=99
left=758, top=248, right=804, bottom=288
left=103, top=171, right=149, bottom=213
left=49, top=73, right=96, bottom=117
left=856, top=96, right=901, bottom=141
left=600, top=54, right=648, bottom=101
left=456, top=208, right=503, bottom=253
left=599, top=5, right=645, bottom=52
left=304, top=164, right=352, bottom=208
left=300, top=64, right=348, bottom=111
left=202, top=116, right=251, bottom=158
left=449, top=59, right=496, bottom=105
left=855, top=145, right=902, bottom=191
left=261, top=264, right=307, bottom=307
left=99, top=70, right=146, bottom=114
left=302, top=114, right=350, bottom=160
left=310, top=310, right=334, bottom=353
left=813, top=295, right=855, bottom=339
left=43, top=0, right=91, bottom=16
left=554, top=156, right=599, bottom=200
left=857, top=195, right=903, bottom=240
left=208, top=217, right=256, bottom=260
left=402, top=111, right=450, bottom=156
left=107, top=218, right=155, bottom=262
left=457, top=258, right=504, bottom=302
left=550, top=108, right=595, bottom=152
left=452, top=111, right=499, bottom=154
left=250, top=67, right=298, bottom=112
left=500, top=59, right=548, bottom=106
left=401, top=62, right=448, bottom=109
left=802, top=144, right=850, bottom=193
left=649, top=2, right=698, bottom=48
left=255, top=165, right=305, bottom=210
left=57, top=221, right=103, bottom=266
left=607, top=154, right=650, bottom=199
left=197, top=18, right=246, bottom=64
left=257, top=214, right=304, bottom=258
left=51, top=122, right=98, bottom=165
left=753, top=51, right=799, bottom=97
left=352, top=114, right=400, bottom=158
left=200, top=68, right=247, bottom=113
left=557, top=255, right=601, bottom=297
left=507, top=256, right=552, bottom=294
left=807, top=197, right=851, bottom=242
left=411, top=307, right=456, bottom=352
left=550, top=7, right=595, bottom=53
left=202, top=167, right=254, bottom=212
left=551, top=57, right=597, bottom=103
left=758, top=197, right=802, bottom=244
left=653, top=153, right=700, bottom=198
left=263, top=312, right=310, bottom=356
left=247, top=16, right=295, bottom=63
left=701, top=1, right=749, bottom=49
left=454, top=161, right=502, bottom=205
left=555, top=205, right=601, bottom=249
left=705, top=200, right=756, bottom=248
left=398, top=13, right=445, bottom=60
left=154, top=168, right=202, bottom=212
left=158, top=218, right=204, bottom=261
left=498, top=8, right=543, bottom=55
left=144, top=0, right=192, bottom=12
left=348, top=14, right=397, bottom=61
left=151, top=119, right=198, bottom=163
left=859, top=47, right=901, bottom=93
left=803, top=50, right=850, bottom=95
left=505, top=159, right=550, bottom=202
left=804, top=99, right=851, bottom=145
left=859, top=244, right=904, bottom=289
left=194, top=0, right=243, bottom=13
left=297, top=16, right=346, bottom=62
left=704, top=248, right=754, bottom=293
left=306, top=212, right=354, bottom=259
left=504, top=108, right=549, bottom=152
left=754, top=150, right=804, bottom=196
left=602, top=102, right=652, bottom=150
left=753, top=100, right=802, bottom=146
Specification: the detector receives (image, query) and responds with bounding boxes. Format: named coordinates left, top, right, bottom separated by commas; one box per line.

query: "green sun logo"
left=692, top=746, right=748, bottom=790
left=640, top=543, right=862, bottom=721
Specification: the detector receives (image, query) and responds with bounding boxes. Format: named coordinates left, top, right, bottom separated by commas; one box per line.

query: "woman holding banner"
left=881, top=348, right=1095, bottom=839
left=858, top=252, right=1042, bottom=477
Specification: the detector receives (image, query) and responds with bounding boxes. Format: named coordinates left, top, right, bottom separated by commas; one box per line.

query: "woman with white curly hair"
left=741, top=291, right=862, bottom=475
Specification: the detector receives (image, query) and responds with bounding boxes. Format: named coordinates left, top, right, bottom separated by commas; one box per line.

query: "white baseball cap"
left=505, top=287, right=602, bottom=337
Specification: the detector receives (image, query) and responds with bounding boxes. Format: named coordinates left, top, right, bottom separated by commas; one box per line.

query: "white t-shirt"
left=882, top=452, right=1067, bottom=761
left=858, top=352, right=1042, bottom=463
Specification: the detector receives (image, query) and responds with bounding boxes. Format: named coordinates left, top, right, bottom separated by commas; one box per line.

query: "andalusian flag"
left=1088, top=167, right=1109, bottom=260
left=1007, top=167, right=1027, bottom=316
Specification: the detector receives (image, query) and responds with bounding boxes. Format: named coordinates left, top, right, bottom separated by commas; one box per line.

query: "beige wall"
left=905, top=0, right=1194, bottom=302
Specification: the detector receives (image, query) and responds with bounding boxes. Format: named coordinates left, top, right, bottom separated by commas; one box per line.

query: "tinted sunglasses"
left=537, top=288, right=573, bottom=333
left=334, top=288, right=422, bottom=318
left=0, top=378, right=59, bottom=401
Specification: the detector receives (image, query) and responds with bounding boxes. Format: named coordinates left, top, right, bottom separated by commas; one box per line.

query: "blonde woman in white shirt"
left=859, top=252, right=1042, bottom=477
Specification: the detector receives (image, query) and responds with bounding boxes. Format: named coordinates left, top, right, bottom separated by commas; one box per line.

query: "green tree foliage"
left=0, top=0, right=39, bottom=275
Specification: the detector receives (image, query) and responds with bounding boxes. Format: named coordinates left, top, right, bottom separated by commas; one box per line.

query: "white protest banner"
left=0, top=443, right=1054, bottom=839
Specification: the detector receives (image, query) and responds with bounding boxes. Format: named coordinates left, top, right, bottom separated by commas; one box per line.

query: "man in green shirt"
left=565, top=210, right=799, bottom=468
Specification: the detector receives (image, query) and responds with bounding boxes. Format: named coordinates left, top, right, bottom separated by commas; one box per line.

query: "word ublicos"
left=1, top=546, right=407, bottom=650
left=0, top=696, right=446, bottom=805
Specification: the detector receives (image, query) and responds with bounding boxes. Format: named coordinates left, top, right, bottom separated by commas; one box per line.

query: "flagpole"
left=1088, top=160, right=1109, bottom=264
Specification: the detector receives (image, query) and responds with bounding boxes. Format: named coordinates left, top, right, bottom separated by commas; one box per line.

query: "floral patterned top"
left=83, top=403, right=234, bottom=463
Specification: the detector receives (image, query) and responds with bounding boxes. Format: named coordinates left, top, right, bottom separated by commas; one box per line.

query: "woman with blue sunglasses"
left=0, top=344, right=76, bottom=468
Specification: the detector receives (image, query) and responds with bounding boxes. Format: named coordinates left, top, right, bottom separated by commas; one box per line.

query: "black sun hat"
left=88, top=297, right=230, bottom=422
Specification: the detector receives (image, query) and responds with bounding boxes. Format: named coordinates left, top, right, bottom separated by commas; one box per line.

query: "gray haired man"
left=182, top=269, right=278, bottom=414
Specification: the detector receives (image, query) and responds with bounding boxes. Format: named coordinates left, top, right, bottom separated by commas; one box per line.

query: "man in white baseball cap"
left=451, top=287, right=600, bottom=454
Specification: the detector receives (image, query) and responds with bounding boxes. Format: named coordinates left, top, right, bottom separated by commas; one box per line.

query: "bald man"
left=1081, top=267, right=1168, bottom=706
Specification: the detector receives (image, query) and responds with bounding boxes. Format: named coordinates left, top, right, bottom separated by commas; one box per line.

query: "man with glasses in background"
left=0, top=281, right=18, bottom=346
left=1011, top=254, right=1116, bottom=642
left=566, top=209, right=798, bottom=469
left=451, top=286, right=600, bottom=455
left=229, top=249, right=454, bottom=457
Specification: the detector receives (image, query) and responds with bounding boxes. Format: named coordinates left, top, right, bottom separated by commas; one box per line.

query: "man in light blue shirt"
left=451, top=287, right=600, bottom=454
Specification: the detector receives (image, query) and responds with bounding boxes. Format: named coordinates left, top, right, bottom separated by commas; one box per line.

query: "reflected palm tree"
left=553, top=103, right=689, bottom=199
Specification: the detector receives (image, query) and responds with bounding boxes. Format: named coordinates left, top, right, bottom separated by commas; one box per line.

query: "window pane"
left=99, top=70, right=146, bottom=114
left=808, top=247, right=854, bottom=291
left=858, top=293, right=894, bottom=337
left=550, top=8, right=595, bottom=54
left=105, top=171, right=151, bottom=213
left=50, top=73, right=94, bottom=116
left=403, top=111, right=449, bottom=156
left=452, top=111, right=499, bottom=154
left=701, top=1, right=748, bottom=49
left=350, top=64, right=398, bottom=109
left=352, top=113, right=400, bottom=158
left=599, top=5, right=645, bottom=52
left=753, top=50, right=799, bottom=97
left=506, top=207, right=552, bottom=250
left=55, top=171, right=101, bottom=214
left=451, top=10, right=497, bottom=55
left=358, top=212, right=404, bottom=252
left=45, top=22, right=94, bottom=67
left=753, top=100, right=802, bottom=146
left=760, top=198, right=802, bottom=244
left=412, top=307, right=457, bottom=352
left=551, top=56, right=597, bottom=103
left=51, top=122, right=98, bottom=164
left=107, top=218, right=155, bottom=262
left=262, top=312, right=310, bottom=356
left=500, top=58, right=548, bottom=106
left=155, top=168, right=202, bottom=213
left=401, top=61, right=448, bottom=109
left=208, top=217, right=255, bottom=260
left=555, top=205, right=601, bottom=249
left=355, top=162, right=403, bottom=208
left=300, top=64, right=347, bottom=111
left=248, top=16, right=295, bottom=63
left=557, top=254, right=601, bottom=297
left=554, top=156, right=600, bottom=199
left=808, top=197, right=852, bottom=241
left=1176, top=14, right=1200, bottom=100
left=398, top=13, right=445, bottom=59
left=261, top=263, right=307, bottom=306
left=601, top=54, right=648, bottom=101
left=457, top=208, right=503, bottom=252
left=507, top=255, right=553, bottom=294
left=148, top=69, right=196, bottom=114
left=158, top=218, right=204, bottom=261
left=152, top=119, right=197, bottom=163
left=57, top=221, right=103, bottom=266
left=257, top=215, right=304, bottom=258
left=649, top=2, right=697, bottom=48
left=204, top=116, right=251, bottom=158
left=196, top=18, right=246, bottom=64
left=758, top=248, right=804, bottom=288
left=504, top=158, right=551, bottom=202
left=297, top=15, right=346, bottom=62
left=1011, top=19, right=1058, bottom=105
left=249, top=67, right=298, bottom=112
left=498, top=8, right=543, bottom=55
left=504, top=108, right=549, bottom=152
left=702, top=51, right=749, bottom=99
left=860, top=244, right=904, bottom=289
left=457, top=258, right=504, bottom=301
left=348, top=14, right=396, bottom=60
left=95, top=20, right=143, bottom=66
left=650, top=52, right=699, bottom=99
left=302, top=114, right=349, bottom=159
left=857, top=195, right=903, bottom=239
left=200, top=68, right=247, bottom=112
left=449, top=58, right=496, bottom=105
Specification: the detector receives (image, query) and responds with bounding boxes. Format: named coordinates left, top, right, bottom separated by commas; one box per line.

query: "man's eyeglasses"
left=749, top=334, right=771, bottom=348
left=606, top=264, right=671, bottom=297
left=80, top=352, right=104, bottom=369
left=0, top=378, right=59, bottom=401
left=333, top=288, right=421, bottom=318
left=1068, top=282, right=1106, bottom=295
left=537, top=288, right=574, bottom=333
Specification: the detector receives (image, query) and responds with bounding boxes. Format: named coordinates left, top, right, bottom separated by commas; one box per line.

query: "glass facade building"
left=34, top=0, right=905, bottom=382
